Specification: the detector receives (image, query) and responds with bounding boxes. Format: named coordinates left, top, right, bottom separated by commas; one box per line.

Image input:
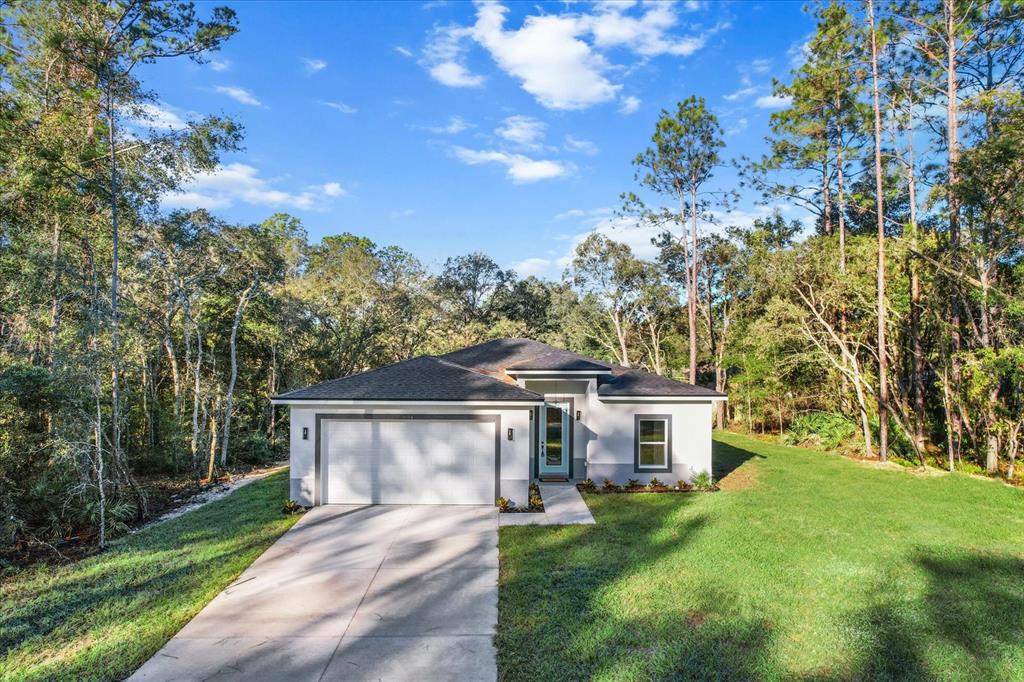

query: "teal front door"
left=538, top=401, right=571, bottom=479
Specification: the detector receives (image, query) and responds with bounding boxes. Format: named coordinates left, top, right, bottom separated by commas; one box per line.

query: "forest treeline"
left=1, top=0, right=1022, bottom=552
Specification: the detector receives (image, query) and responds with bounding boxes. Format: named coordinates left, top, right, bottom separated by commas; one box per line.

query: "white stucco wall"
left=583, top=396, right=714, bottom=485
left=520, top=376, right=717, bottom=485
left=284, top=404, right=532, bottom=507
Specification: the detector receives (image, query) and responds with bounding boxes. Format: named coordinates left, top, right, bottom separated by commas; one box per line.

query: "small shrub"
left=580, top=478, right=596, bottom=492
left=626, top=478, right=640, bottom=489
left=529, top=494, right=544, bottom=510
left=281, top=499, right=305, bottom=515
left=602, top=478, right=618, bottom=492
left=692, top=470, right=714, bottom=491
left=782, top=411, right=857, bottom=451
left=496, top=497, right=512, bottom=512
left=675, top=478, right=690, bottom=491
left=648, top=477, right=663, bottom=490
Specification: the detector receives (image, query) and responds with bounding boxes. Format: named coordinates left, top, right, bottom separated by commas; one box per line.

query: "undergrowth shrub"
left=782, top=411, right=857, bottom=451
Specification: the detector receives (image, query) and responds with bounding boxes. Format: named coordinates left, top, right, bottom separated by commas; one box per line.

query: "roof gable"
left=439, top=338, right=611, bottom=373
left=598, top=369, right=727, bottom=398
left=274, top=355, right=543, bottom=402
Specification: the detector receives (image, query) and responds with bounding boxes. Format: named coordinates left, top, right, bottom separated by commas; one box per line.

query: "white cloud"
left=214, top=85, right=262, bottom=107
left=209, top=59, right=231, bottom=72
left=513, top=257, right=552, bottom=277
left=451, top=146, right=573, bottom=183
left=619, top=95, right=641, bottom=114
left=564, top=135, right=599, bottom=155
left=303, top=57, right=327, bottom=74
left=723, top=86, right=759, bottom=101
left=322, top=100, right=357, bottom=114
left=586, top=2, right=716, bottom=57
left=422, top=24, right=486, bottom=87
left=162, top=163, right=343, bottom=211
left=421, top=2, right=723, bottom=111
left=750, top=58, right=772, bottom=74
left=472, top=3, right=619, bottom=110
left=553, top=206, right=613, bottom=223
left=726, top=117, right=748, bottom=136
left=683, top=0, right=706, bottom=11
left=391, top=208, right=415, bottom=219
left=430, top=60, right=486, bottom=87
left=321, top=182, right=346, bottom=197
left=394, top=46, right=414, bottom=58
left=424, top=115, right=472, bottom=134
left=496, top=115, right=546, bottom=147
left=130, top=103, right=189, bottom=130
left=755, top=94, right=793, bottom=109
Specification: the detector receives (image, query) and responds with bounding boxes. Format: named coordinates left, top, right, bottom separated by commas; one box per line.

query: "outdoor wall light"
left=576, top=410, right=582, bottom=421
left=507, top=428, right=514, bottom=441
left=302, top=427, right=309, bottom=440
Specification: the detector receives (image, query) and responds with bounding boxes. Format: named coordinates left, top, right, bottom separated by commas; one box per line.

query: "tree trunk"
left=220, top=280, right=258, bottom=466
left=905, top=105, right=927, bottom=462
left=105, top=79, right=126, bottom=485
left=46, top=213, right=63, bottom=436
left=945, top=0, right=963, bottom=465
left=868, top=0, right=889, bottom=461
left=688, top=187, right=699, bottom=384
left=836, top=140, right=851, bottom=416
left=267, top=343, right=278, bottom=443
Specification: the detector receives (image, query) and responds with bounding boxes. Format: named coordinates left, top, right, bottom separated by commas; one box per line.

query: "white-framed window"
left=635, top=415, right=671, bottom=471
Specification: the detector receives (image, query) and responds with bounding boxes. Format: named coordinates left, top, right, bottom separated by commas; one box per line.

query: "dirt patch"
left=134, top=462, right=287, bottom=530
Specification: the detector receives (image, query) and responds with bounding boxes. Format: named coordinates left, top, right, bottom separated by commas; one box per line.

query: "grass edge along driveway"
left=1, top=469, right=300, bottom=682
left=496, top=431, right=1024, bottom=681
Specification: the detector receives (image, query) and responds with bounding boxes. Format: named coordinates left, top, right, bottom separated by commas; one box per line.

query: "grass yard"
left=497, top=432, right=1024, bottom=681
left=0, top=470, right=300, bottom=682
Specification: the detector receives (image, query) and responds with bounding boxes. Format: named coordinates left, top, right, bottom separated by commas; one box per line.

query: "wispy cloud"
left=496, top=115, right=546, bottom=147
left=451, top=147, right=573, bottom=183
left=129, top=102, right=191, bottom=131
left=723, top=86, right=759, bottom=101
left=726, top=117, right=749, bottom=136
left=423, top=115, right=472, bottom=134
left=619, top=96, right=641, bottom=114
left=162, top=163, right=344, bottom=211
left=755, top=94, right=792, bottom=109
left=214, top=85, right=262, bottom=107
left=303, top=57, right=328, bottom=74
left=564, top=135, right=599, bottom=155
left=321, top=100, right=357, bottom=114
left=209, top=59, right=231, bottom=72
left=394, top=46, right=414, bottom=58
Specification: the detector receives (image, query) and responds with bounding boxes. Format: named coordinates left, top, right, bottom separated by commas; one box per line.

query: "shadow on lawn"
left=0, top=475, right=294, bottom=679
left=712, top=437, right=767, bottom=484
left=497, top=495, right=776, bottom=681
left=498, top=490, right=1024, bottom=681
left=834, top=552, right=1024, bottom=681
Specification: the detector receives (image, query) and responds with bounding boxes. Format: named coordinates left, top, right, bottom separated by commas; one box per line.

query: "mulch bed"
left=577, top=483, right=719, bottom=494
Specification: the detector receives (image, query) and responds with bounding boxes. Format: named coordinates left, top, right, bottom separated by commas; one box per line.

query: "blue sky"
left=141, top=0, right=814, bottom=279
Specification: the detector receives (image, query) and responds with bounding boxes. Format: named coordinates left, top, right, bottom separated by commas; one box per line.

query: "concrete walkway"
left=498, top=483, right=596, bottom=526
left=130, top=505, right=498, bottom=682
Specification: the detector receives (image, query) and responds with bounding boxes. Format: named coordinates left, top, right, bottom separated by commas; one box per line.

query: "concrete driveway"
left=130, top=505, right=498, bottom=682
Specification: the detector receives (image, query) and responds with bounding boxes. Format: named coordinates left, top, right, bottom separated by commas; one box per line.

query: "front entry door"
left=538, top=401, right=571, bottom=479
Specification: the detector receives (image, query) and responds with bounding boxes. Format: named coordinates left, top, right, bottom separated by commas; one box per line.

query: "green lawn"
left=0, top=470, right=300, bottom=682
left=497, top=432, right=1024, bottom=681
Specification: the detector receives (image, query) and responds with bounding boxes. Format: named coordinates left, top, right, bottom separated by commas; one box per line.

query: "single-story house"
left=271, top=338, right=727, bottom=507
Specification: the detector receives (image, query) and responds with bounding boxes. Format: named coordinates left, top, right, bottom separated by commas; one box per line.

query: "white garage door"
left=323, top=418, right=496, bottom=505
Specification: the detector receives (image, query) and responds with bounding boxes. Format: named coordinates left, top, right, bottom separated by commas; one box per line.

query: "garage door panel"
left=323, top=418, right=496, bottom=505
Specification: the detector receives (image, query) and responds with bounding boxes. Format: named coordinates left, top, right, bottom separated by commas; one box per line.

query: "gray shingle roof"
left=274, top=355, right=543, bottom=402
left=439, top=338, right=611, bottom=372
left=598, top=369, right=727, bottom=398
